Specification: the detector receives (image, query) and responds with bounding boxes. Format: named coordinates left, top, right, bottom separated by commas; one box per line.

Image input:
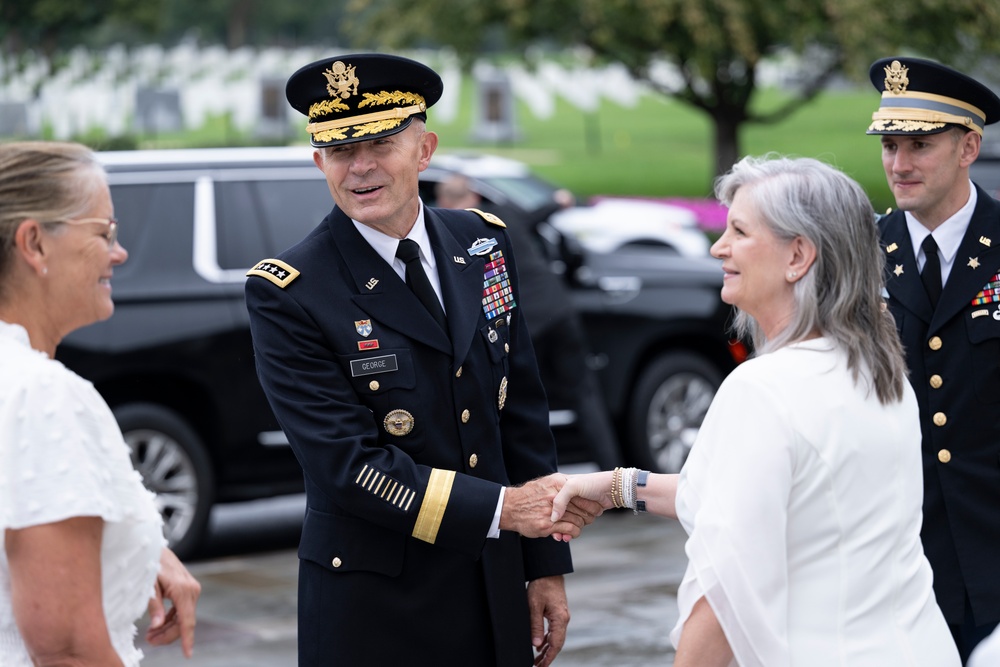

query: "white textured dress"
left=0, top=320, right=165, bottom=666
left=671, top=338, right=960, bottom=667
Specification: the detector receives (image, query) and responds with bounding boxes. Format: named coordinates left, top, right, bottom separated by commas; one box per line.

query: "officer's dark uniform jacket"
left=879, top=185, right=1000, bottom=627
left=245, top=204, right=572, bottom=666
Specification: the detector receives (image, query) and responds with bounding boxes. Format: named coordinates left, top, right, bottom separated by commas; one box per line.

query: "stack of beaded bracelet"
left=611, top=467, right=649, bottom=514
left=611, top=467, right=625, bottom=508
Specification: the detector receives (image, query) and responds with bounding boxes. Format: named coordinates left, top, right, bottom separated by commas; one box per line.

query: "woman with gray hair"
left=551, top=155, right=958, bottom=666
left=0, top=141, right=200, bottom=665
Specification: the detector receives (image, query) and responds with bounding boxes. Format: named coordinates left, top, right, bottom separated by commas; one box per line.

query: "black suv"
left=57, top=147, right=740, bottom=557
left=971, top=140, right=1000, bottom=198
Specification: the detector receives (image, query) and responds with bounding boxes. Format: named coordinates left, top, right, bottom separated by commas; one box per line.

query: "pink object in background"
left=590, top=195, right=728, bottom=233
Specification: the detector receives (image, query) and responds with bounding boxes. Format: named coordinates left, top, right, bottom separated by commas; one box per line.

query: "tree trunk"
left=227, top=0, right=253, bottom=49
left=712, top=113, right=741, bottom=180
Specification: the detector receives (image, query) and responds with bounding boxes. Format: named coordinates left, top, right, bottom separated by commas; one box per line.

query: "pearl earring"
left=789, top=272, right=797, bottom=279
left=42, top=267, right=48, bottom=276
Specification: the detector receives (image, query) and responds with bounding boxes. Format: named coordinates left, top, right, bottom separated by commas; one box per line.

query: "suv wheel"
left=114, top=403, right=214, bottom=559
left=625, top=352, right=721, bottom=474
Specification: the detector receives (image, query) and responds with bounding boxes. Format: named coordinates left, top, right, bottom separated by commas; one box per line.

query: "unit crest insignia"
left=323, top=61, right=360, bottom=100
left=884, top=60, right=909, bottom=95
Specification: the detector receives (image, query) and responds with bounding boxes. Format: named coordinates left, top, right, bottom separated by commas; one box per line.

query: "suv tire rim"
left=646, top=372, right=715, bottom=473
left=125, top=428, right=200, bottom=547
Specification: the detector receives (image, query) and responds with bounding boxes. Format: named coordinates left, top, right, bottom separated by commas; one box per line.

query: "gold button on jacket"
left=928, top=336, right=943, bottom=351
left=369, top=380, right=380, bottom=391
left=461, top=409, right=470, bottom=423
left=929, top=374, right=943, bottom=389
left=938, top=449, right=952, bottom=464
left=332, top=557, right=343, bottom=568
left=469, top=453, right=478, bottom=468
left=933, top=412, right=947, bottom=427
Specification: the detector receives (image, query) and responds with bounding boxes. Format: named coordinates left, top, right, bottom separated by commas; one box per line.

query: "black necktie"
left=920, top=235, right=942, bottom=308
left=396, top=239, right=448, bottom=331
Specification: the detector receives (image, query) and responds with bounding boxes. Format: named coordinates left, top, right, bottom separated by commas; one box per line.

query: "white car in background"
left=548, top=197, right=711, bottom=256
left=430, top=152, right=712, bottom=257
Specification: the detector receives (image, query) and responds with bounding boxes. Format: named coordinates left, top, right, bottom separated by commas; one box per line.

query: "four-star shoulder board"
left=247, top=259, right=300, bottom=288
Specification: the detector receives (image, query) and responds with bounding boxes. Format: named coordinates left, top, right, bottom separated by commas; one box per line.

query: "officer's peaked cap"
left=286, top=53, right=443, bottom=147
left=867, top=56, right=1000, bottom=136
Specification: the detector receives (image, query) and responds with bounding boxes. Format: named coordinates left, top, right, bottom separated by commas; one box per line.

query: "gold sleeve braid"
left=411, top=468, right=455, bottom=544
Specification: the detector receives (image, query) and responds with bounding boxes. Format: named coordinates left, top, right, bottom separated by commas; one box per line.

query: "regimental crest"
left=884, top=60, right=909, bottom=95
left=323, top=61, right=360, bottom=100
left=355, top=319, right=373, bottom=337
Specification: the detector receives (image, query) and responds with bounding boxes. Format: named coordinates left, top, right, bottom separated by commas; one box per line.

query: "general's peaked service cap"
left=286, top=53, right=443, bottom=147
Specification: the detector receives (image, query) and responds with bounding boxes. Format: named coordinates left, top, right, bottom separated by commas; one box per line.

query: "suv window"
left=111, top=181, right=195, bottom=278
left=216, top=179, right=333, bottom=269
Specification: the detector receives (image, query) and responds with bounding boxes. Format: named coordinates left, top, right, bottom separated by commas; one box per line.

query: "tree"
left=344, top=0, right=1000, bottom=178
left=0, top=0, right=163, bottom=62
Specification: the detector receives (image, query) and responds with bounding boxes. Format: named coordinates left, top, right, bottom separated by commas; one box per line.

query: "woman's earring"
left=42, top=267, right=48, bottom=276
left=789, top=271, right=797, bottom=279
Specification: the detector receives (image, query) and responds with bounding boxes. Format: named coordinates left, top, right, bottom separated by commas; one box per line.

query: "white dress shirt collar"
left=905, top=181, right=977, bottom=281
left=351, top=203, right=436, bottom=280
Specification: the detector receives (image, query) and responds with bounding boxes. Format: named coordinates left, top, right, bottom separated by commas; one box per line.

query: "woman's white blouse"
left=0, top=321, right=165, bottom=666
left=671, top=338, right=959, bottom=667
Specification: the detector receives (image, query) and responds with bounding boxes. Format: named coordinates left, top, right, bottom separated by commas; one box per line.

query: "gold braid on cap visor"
left=868, top=90, right=986, bottom=135
left=306, top=102, right=427, bottom=142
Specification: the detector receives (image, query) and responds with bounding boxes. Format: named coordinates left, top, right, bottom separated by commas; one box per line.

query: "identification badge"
left=350, top=354, right=399, bottom=377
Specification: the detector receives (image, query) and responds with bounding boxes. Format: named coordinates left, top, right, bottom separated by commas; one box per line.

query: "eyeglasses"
left=52, top=217, right=119, bottom=249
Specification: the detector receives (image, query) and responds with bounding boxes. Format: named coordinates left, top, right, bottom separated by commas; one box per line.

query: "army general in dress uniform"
left=244, top=53, right=599, bottom=667
left=867, top=56, right=1000, bottom=663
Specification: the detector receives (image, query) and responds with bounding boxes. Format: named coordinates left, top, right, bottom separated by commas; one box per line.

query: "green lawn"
left=429, top=84, right=895, bottom=213
left=117, top=79, right=895, bottom=213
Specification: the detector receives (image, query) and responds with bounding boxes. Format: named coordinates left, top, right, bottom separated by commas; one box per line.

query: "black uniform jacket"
left=879, top=185, right=1000, bottom=626
left=245, top=204, right=572, bottom=665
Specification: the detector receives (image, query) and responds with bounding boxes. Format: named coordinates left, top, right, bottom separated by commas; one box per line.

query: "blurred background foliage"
left=1, top=0, right=998, bottom=209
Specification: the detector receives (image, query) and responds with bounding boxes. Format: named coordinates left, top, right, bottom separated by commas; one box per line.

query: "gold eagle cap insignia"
left=884, top=60, right=909, bottom=95
left=323, top=61, right=360, bottom=100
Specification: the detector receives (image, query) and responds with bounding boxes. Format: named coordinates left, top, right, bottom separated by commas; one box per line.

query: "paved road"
left=139, top=482, right=687, bottom=666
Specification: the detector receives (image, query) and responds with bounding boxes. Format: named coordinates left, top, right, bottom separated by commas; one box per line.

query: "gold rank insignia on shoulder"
left=466, top=208, right=506, bottom=228
left=246, top=259, right=300, bottom=288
